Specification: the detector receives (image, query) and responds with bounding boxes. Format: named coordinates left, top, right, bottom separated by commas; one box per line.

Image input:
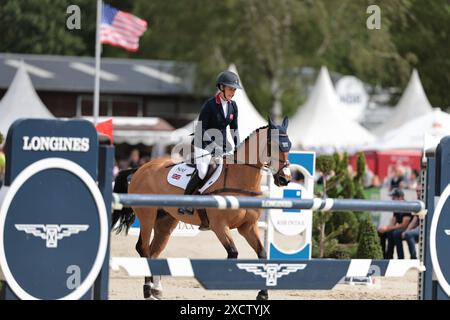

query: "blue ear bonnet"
left=279, top=134, right=292, bottom=152
left=268, top=117, right=291, bottom=152
left=269, top=126, right=292, bottom=152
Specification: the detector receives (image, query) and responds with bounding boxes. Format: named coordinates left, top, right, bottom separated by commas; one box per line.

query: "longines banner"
left=0, top=119, right=107, bottom=300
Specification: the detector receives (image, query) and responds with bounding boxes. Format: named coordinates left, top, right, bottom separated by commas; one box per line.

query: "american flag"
left=100, top=3, right=148, bottom=52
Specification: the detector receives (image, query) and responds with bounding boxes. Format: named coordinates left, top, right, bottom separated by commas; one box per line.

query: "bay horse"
left=112, top=117, right=292, bottom=300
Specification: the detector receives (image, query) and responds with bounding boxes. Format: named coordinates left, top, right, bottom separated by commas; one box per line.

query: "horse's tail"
left=112, top=168, right=138, bottom=234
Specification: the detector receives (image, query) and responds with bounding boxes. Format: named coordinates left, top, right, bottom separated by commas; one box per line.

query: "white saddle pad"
left=167, top=162, right=223, bottom=194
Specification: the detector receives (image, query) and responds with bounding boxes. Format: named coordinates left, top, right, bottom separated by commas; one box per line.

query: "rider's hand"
left=213, top=155, right=222, bottom=163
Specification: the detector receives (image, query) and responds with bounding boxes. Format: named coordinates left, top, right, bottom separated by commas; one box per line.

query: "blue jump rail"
left=112, top=193, right=426, bottom=213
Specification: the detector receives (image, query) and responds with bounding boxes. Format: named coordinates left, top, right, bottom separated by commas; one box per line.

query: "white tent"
left=0, top=63, right=54, bottom=136
left=365, top=108, right=450, bottom=150
left=373, top=69, right=433, bottom=136
left=228, top=64, right=267, bottom=140
left=289, top=66, right=375, bottom=152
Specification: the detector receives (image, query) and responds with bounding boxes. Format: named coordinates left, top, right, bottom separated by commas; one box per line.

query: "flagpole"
left=93, top=0, right=102, bottom=126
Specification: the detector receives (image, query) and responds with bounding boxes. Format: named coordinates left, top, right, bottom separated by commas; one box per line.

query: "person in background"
left=407, top=169, right=420, bottom=191
left=389, top=164, right=407, bottom=191
left=377, top=188, right=412, bottom=259
left=400, top=183, right=422, bottom=259
left=128, top=149, right=140, bottom=169
left=402, top=215, right=419, bottom=259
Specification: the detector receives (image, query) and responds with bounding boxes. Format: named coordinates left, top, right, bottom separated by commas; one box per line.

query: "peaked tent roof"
left=0, top=62, right=54, bottom=135
left=373, top=69, right=433, bottom=136
left=289, top=66, right=375, bottom=152
left=365, top=108, right=450, bottom=150
left=228, top=64, right=267, bottom=140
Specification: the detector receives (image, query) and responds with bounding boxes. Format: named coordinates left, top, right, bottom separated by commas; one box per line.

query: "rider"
left=178, top=70, right=241, bottom=215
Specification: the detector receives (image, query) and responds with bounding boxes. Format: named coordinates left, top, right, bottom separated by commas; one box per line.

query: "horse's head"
left=265, top=116, right=292, bottom=187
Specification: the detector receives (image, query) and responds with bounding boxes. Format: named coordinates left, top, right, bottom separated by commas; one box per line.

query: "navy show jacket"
left=193, top=94, right=239, bottom=154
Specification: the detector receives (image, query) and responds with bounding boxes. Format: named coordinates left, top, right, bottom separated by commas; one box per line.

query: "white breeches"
left=194, top=147, right=212, bottom=179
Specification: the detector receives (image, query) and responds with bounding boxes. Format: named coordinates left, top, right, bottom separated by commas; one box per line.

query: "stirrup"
left=178, top=207, right=194, bottom=215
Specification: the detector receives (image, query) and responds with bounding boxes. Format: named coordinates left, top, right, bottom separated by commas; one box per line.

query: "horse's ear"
left=282, top=116, right=289, bottom=130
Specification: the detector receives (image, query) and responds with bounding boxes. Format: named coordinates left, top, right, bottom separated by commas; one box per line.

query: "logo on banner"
left=15, top=224, right=89, bottom=248
left=237, top=263, right=306, bottom=286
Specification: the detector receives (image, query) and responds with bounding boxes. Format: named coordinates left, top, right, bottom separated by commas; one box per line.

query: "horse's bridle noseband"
left=265, top=158, right=290, bottom=176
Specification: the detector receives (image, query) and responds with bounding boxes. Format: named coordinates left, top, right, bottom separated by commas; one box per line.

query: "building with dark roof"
left=0, top=53, right=206, bottom=127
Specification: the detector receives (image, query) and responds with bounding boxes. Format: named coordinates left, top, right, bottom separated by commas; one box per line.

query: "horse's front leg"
left=238, top=216, right=269, bottom=300
left=210, top=216, right=239, bottom=259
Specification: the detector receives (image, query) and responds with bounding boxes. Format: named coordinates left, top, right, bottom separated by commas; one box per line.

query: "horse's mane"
left=233, top=125, right=269, bottom=153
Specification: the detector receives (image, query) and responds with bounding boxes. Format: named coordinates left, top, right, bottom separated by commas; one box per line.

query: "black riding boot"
left=178, top=170, right=202, bottom=215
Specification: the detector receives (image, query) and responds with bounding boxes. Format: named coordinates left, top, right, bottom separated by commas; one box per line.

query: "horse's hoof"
left=144, top=284, right=163, bottom=300
left=151, top=289, right=163, bottom=300
left=256, top=290, right=269, bottom=300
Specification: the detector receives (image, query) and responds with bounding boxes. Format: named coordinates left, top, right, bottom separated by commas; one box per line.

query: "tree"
left=356, top=216, right=383, bottom=259
left=0, top=0, right=90, bottom=55
left=235, top=0, right=302, bottom=121
left=314, top=152, right=372, bottom=257
left=314, top=155, right=350, bottom=258
left=391, top=0, right=450, bottom=108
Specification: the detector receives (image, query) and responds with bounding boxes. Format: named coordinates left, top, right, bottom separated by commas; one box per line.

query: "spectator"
left=389, top=164, right=407, bottom=191
left=407, top=169, right=420, bottom=191
left=402, top=215, right=419, bottom=259
left=128, top=149, right=140, bottom=169
left=377, top=188, right=412, bottom=259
